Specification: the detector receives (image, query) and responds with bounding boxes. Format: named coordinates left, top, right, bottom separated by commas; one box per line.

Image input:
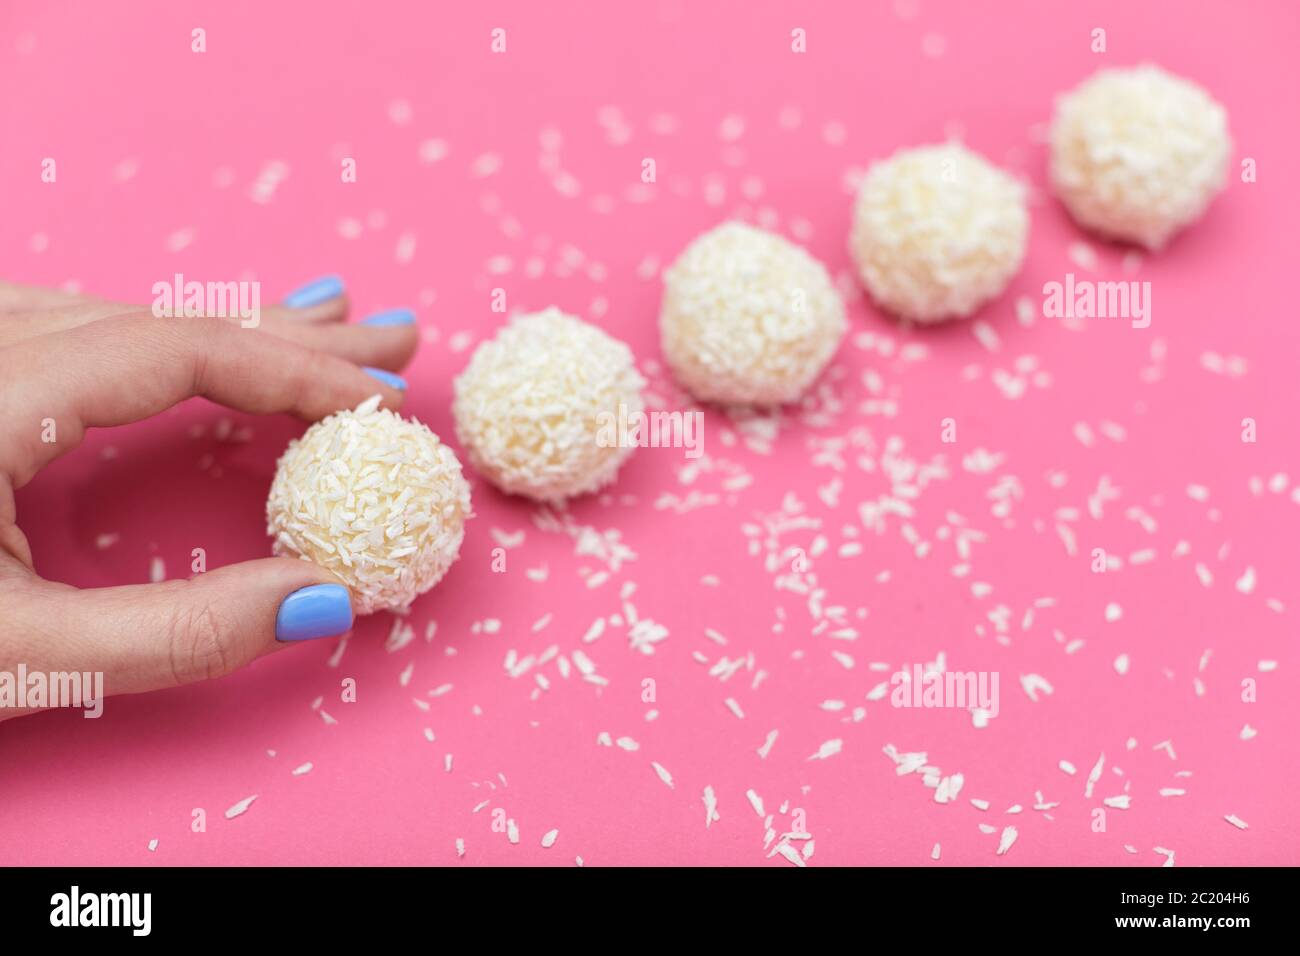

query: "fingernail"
left=364, top=367, right=407, bottom=391
left=361, top=308, right=415, bottom=327
left=283, top=274, right=345, bottom=308
left=276, top=584, right=353, bottom=642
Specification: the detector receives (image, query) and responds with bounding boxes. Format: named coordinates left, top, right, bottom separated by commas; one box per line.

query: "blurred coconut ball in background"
left=1050, top=64, right=1231, bottom=250
left=266, top=396, right=472, bottom=615
left=659, top=222, right=846, bottom=406
left=850, top=142, right=1028, bottom=323
left=453, top=308, right=646, bottom=503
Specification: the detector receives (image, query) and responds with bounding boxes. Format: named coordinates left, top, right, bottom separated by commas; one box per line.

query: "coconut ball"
left=266, top=395, right=472, bottom=615
left=660, top=222, right=845, bottom=406
left=850, top=143, right=1028, bottom=323
left=1050, top=64, right=1231, bottom=250
left=452, top=308, right=646, bottom=502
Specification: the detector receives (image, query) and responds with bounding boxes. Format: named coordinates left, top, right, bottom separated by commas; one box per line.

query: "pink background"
left=2, top=0, right=1297, bottom=866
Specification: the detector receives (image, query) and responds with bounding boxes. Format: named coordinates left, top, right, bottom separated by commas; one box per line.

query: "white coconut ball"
left=850, top=143, right=1029, bottom=323
left=660, top=222, right=845, bottom=406
left=1050, top=64, right=1231, bottom=250
left=453, top=308, right=646, bottom=502
left=266, top=395, right=472, bottom=615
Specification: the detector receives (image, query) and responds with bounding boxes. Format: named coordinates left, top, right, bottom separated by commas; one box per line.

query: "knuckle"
left=167, top=600, right=240, bottom=685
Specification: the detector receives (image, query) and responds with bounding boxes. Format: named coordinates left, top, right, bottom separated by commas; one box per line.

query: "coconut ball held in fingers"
left=266, top=396, right=473, bottom=615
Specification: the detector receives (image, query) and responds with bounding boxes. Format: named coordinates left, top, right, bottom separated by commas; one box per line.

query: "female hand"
left=0, top=276, right=417, bottom=721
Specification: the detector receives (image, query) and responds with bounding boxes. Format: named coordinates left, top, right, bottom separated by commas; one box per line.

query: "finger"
left=277, top=274, right=349, bottom=323
left=4, top=559, right=354, bottom=707
left=0, top=273, right=348, bottom=346
left=0, top=301, right=137, bottom=348
left=0, top=277, right=347, bottom=316
left=2, top=301, right=417, bottom=367
left=247, top=308, right=418, bottom=370
left=0, top=312, right=408, bottom=487
left=0, top=474, right=34, bottom=572
left=0, top=280, right=116, bottom=313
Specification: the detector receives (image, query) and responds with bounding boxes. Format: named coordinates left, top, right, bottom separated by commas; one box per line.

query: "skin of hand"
left=0, top=277, right=418, bottom=721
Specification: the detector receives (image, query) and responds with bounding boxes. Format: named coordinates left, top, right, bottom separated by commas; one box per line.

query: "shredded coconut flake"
left=224, top=795, right=257, bottom=820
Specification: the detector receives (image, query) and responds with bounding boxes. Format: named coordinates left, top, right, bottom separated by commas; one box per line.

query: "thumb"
left=25, top=558, right=354, bottom=699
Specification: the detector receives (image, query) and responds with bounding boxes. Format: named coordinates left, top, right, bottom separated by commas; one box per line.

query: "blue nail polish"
left=283, top=275, right=344, bottom=308
left=276, top=584, right=353, bottom=642
left=364, top=367, right=407, bottom=390
left=361, top=308, right=415, bottom=327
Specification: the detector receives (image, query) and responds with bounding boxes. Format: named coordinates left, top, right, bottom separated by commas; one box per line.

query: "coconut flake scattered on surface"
left=996, top=826, right=1018, bottom=856
left=224, top=795, right=257, bottom=820
left=808, top=738, right=843, bottom=761
left=702, top=785, right=720, bottom=828
left=651, top=761, right=674, bottom=789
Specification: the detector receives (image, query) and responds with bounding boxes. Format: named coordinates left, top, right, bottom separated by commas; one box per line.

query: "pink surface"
left=2, top=0, right=1298, bottom=866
